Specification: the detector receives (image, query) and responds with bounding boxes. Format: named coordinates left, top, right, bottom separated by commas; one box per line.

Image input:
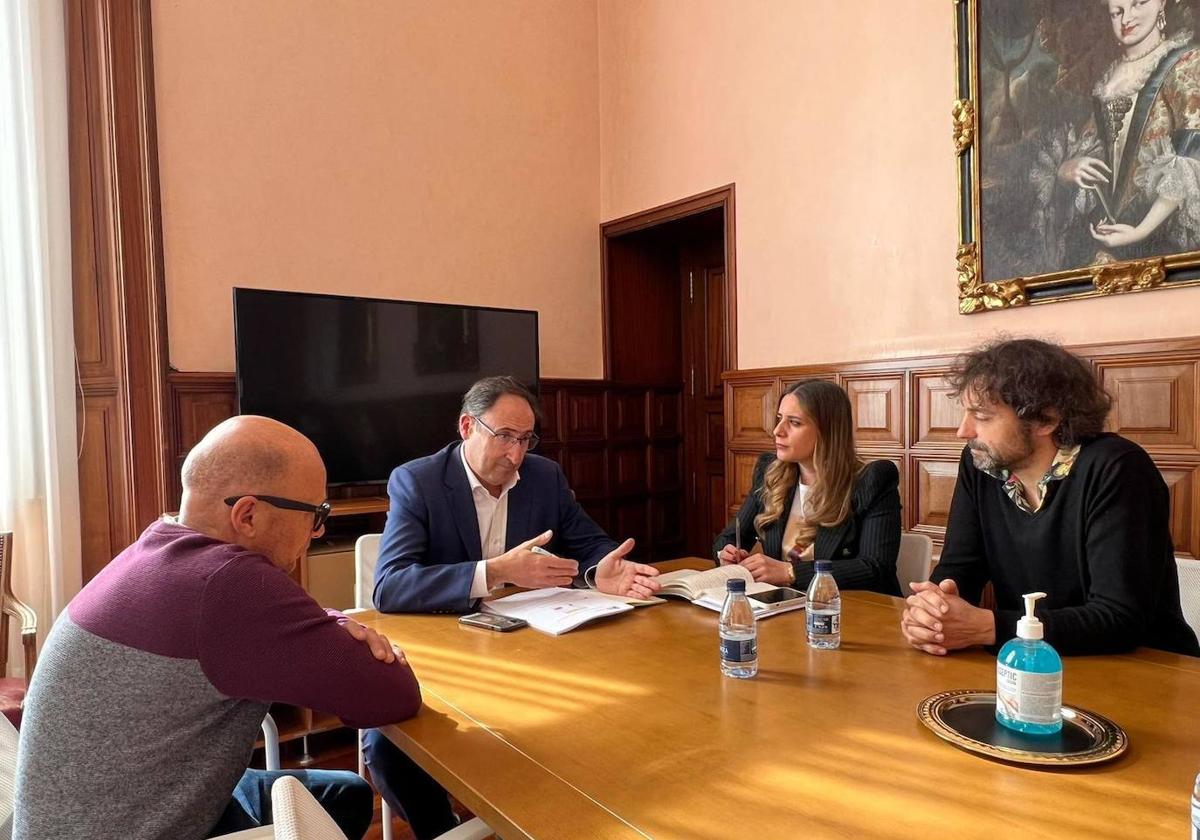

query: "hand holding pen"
left=717, top=514, right=751, bottom=565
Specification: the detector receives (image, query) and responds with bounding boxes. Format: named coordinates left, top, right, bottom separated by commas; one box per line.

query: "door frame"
left=600, top=184, right=737, bottom=380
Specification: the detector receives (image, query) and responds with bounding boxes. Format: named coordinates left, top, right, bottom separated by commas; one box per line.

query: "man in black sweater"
left=901, top=339, right=1199, bottom=657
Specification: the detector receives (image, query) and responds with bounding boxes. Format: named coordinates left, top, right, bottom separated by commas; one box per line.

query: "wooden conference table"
left=360, top=559, right=1200, bottom=839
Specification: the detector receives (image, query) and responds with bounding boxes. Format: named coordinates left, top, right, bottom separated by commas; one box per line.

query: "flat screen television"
left=233, top=288, right=539, bottom=485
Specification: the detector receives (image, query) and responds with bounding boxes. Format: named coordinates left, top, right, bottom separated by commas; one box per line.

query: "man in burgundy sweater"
left=14, top=416, right=423, bottom=839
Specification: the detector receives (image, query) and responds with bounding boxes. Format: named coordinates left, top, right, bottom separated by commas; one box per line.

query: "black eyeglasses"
left=224, top=495, right=332, bottom=533
left=472, top=416, right=540, bottom=450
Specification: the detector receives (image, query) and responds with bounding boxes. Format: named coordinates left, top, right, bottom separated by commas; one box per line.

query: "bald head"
left=182, top=415, right=323, bottom=501
left=178, top=417, right=327, bottom=568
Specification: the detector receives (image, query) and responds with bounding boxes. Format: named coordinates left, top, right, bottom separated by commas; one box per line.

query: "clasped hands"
left=900, top=579, right=995, bottom=656
left=716, top=545, right=793, bottom=585
left=486, top=530, right=661, bottom=600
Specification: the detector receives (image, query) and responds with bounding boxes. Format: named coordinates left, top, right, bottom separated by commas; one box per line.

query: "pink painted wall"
left=597, top=1, right=1200, bottom=369
left=152, top=0, right=603, bottom=378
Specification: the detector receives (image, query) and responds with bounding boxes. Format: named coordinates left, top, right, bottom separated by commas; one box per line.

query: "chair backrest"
left=896, top=533, right=934, bottom=591
left=0, top=533, right=37, bottom=680
left=1177, top=557, right=1200, bottom=640
left=354, top=534, right=382, bottom=611
left=270, top=775, right=348, bottom=840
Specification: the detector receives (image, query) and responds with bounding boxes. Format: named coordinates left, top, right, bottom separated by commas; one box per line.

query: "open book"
left=656, top=565, right=806, bottom=618
left=482, top=588, right=644, bottom=636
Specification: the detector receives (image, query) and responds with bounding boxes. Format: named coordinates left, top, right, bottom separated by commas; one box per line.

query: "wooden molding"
left=601, top=184, right=737, bottom=377
left=69, top=0, right=171, bottom=580
left=724, top=334, right=1200, bottom=558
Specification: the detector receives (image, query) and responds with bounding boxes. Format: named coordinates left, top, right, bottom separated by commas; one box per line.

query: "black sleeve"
left=792, top=460, right=902, bottom=594
left=929, top=447, right=992, bottom=605
left=712, top=453, right=771, bottom=561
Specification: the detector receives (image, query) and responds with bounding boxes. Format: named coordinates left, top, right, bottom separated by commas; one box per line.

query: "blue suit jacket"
left=373, top=442, right=618, bottom=613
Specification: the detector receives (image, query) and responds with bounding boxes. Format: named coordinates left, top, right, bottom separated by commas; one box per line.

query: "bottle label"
left=996, top=663, right=1062, bottom=725
left=807, top=611, right=840, bottom=636
left=720, top=636, right=757, bottom=663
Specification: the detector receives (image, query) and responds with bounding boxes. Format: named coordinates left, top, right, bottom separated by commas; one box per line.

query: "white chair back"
left=354, top=534, right=382, bottom=611
left=270, top=775, right=348, bottom=840
left=1177, top=557, right=1200, bottom=640
left=896, top=533, right=934, bottom=591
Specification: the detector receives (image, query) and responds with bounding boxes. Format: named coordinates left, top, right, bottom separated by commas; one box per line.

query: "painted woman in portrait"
left=1053, top=0, right=1200, bottom=262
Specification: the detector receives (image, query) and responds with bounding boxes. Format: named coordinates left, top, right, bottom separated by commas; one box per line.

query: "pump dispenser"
left=995, top=591, right=1063, bottom=735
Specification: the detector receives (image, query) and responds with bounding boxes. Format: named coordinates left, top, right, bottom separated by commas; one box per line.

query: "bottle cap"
left=1016, top=592, right=1046, bottom=640
left=814, top=560, right=832, bottom=573
left=726, top=579, right=746, bottom=593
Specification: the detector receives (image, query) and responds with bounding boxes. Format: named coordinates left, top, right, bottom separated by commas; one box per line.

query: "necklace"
left=1122, top=36, right=1165, bottom=63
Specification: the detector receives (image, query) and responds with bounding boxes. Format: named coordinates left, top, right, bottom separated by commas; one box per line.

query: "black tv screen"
left=233, top=288, right=539, bottom=485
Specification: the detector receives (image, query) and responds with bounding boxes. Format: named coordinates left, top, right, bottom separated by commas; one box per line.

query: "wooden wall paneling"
left=609, top=388, right=647, bottom=440
left=166, top=372, right=238, bottom=507
left=611, top=499, right=650, bottom=554
left=910, top=456, right=959, bottom=541
left=69, top=0, right=173, bottom=579
left=77, top=393, right=128, bottom=581
left=564, top=389, right=606, bottom=441
left=651, top=389, right=682, bottom=438
left=727, top=449, right=767, bottom=513
left=610, top=445, right=649, bottom=497
left=911, top=370, right=962, bottom=449
left=842, top=373, right=905, bottom=449
left=564, top=445, right=607, bottom=501
left=1098, top=359, right=1199, bottom=456
left=650, top=495, right=685, bottom=548
left=727, top=378, right=778, bottom=446
left=650, top=444, right=683, bottom=493
left=1158, top=464, right=1198, bottom=560
left=780, top=372, right=836, bottom=393
left=539, top=386, right=561, bottom=444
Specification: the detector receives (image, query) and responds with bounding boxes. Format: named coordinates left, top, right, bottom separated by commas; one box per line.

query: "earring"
left=1158, top=8, right=1167, bottom=32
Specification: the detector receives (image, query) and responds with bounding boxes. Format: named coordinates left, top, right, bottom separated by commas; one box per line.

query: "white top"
left=781, top=481, right=811, bottom=557
left=459, top=445, right=521, bottom=598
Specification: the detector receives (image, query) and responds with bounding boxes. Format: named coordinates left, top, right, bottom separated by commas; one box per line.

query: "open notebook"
left=656, top=565, right=806, bottom=618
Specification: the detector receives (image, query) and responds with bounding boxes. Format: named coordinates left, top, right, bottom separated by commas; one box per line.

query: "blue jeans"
left=207, top=768, right=374, bottom=840
left=362, top=728, right=458, bottom=840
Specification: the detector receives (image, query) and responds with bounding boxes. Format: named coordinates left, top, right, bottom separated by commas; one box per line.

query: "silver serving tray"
left=917, top=689, right=1127, bottom=767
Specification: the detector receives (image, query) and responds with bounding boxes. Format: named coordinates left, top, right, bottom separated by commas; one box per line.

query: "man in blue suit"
left=364, top=375, right=661, bottom=838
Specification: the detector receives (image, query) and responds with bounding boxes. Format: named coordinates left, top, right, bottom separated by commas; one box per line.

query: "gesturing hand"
left=339, top=617, right=404, bottom=665
left=594, top=538, right=661, bottom=600
left=486, top=531, right=579, bottom=589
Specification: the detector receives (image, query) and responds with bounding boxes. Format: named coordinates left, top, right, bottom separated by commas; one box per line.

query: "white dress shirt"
left=461, top=446, right=521, bottom=598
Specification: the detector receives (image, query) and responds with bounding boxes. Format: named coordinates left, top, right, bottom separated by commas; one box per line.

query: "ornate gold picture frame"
left=954, top=0, right=1200, bottom=313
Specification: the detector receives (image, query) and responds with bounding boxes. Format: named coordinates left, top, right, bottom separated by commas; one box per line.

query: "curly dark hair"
left=946, top=338, right=1112, bottom=447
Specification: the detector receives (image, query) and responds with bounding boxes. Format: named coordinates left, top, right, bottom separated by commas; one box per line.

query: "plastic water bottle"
left=719, top=579, right=757, bottom=678
left=1191, top=771, right=1200, bottom=840
left=806, top=560, right=841, bottom=649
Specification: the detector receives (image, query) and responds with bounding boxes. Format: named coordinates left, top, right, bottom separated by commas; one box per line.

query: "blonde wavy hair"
left=754, top=380, right=863, bottom=552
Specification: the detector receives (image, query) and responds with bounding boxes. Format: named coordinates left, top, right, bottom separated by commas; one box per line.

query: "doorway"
left=601, top=186, right=736, bottom=559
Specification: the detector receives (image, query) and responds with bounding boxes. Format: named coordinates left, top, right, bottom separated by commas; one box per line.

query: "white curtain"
left=0, top=0, right=82, bottom=674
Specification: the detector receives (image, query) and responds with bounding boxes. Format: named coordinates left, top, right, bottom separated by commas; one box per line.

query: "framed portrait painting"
left=954, top=0, right=1200, bottom=312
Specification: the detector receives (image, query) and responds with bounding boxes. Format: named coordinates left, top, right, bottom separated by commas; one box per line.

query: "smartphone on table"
left=458, top=612, right=527, bottom=632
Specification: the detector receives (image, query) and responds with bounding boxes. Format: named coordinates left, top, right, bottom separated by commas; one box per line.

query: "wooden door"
left=681, top=260, right=727, bottom=558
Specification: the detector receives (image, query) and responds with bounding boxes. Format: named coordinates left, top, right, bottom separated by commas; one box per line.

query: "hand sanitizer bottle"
left=995, top=591, right=1062, bottom=735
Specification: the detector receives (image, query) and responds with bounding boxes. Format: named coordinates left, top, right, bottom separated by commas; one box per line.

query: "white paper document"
left=482, top=588, right=634, bottom=635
